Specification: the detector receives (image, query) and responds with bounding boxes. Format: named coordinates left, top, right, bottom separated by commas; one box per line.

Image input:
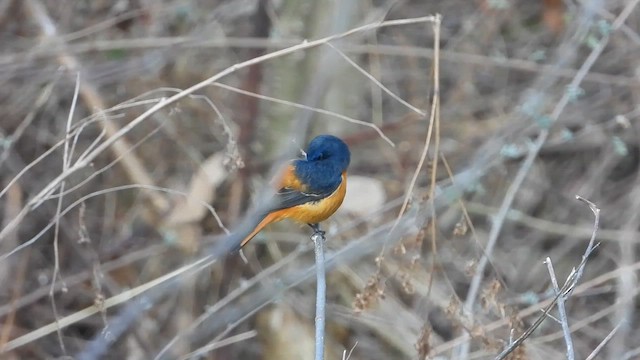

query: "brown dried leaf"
left=480, top=279, right=503, bottom=312
left=353, top=272, right=385, bottom=313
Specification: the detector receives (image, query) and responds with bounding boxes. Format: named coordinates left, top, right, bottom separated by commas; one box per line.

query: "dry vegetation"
left=1, top=0, right=639, bottom=359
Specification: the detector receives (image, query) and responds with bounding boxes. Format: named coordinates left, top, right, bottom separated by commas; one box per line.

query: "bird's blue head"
left=305, top=135, right=351, bottom=171
left=294, top=135, right=351, bottom=192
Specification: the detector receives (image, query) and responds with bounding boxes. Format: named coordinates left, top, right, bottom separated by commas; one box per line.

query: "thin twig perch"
left=311, top=225, right=327, bottom=360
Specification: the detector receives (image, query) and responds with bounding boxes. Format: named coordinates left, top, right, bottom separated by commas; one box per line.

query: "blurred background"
left=1, top=0, right=639, bottom=359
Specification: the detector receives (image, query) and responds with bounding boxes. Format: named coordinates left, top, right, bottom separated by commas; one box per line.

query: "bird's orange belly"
left=288, top=173, right=347, bottom=224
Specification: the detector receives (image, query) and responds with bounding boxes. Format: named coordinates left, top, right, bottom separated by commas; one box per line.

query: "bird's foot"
left=308, top=223, right=325, bottom=238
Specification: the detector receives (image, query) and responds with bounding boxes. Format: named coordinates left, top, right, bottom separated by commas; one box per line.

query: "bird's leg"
left=308, top=223, right=325, bottom=237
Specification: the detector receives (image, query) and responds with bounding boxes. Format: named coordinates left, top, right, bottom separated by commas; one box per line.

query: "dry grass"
left=1, top=0, right=640, bottom=359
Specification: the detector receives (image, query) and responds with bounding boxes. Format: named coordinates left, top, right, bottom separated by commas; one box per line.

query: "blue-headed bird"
left=236, top=134, right=350, bottom=249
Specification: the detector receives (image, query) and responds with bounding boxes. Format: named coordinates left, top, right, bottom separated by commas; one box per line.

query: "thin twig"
left=545, top=257, right=574, bottom=359
left=312, top=229, right=327, bottom=360
left=571, top=196, right=601, bottom=295
left=325, top=42, right=426, bottom=116
left=495, top=196, right=600, bottom=360
left=48, top=71, right=80, bottom=355
left=531, top=294, right=635, bottom=345
left=585, top=320, right=624, bottom=360
left=211, top=82, right=387, bottom=137
left=178, top=330, right=257, bottom=360
left=494, top=290, right=566, bottom=360
left=389, top=14, right=441, bottom=234
left=342, top=341, right=358, bottom=360
left=426, top=15, right=442, bottom=296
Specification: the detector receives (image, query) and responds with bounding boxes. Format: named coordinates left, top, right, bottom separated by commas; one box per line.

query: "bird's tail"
left=236, top=213, right=271, bottom=249
left=225, top=210, right=286, bottom=252
left=238, top=211, right=288, bottom=249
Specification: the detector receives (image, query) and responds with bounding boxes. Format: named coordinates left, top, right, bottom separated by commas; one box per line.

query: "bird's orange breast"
left=286, top=171, right=347, bottom=224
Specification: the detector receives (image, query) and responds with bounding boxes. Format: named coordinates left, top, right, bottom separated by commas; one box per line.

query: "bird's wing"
left=271, top=187, right=326, bottom=211
left=268, top=164, right=339, bottom=211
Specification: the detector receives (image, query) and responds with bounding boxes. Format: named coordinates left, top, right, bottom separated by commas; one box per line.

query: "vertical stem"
left=545, top=257, right=574, bottom=360
left=312, top=230, right=326, bottom=360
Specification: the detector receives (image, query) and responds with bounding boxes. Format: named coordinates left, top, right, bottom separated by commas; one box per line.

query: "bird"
left=234, top=134, right=350, bottom=250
